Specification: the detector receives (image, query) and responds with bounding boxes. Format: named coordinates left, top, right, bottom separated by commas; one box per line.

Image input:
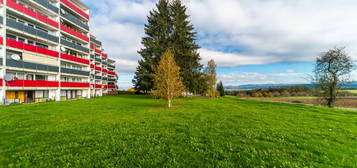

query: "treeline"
left=226, top=86, right=314, bottom=97
left=227, top=86, right=357, bottom=98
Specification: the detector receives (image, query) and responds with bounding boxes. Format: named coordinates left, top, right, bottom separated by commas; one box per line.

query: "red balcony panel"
left=0, top=0, right=3, bottom=4
left=6, top=39, right=59, bottom=58
left=95, top=66, right=102, bottom=71
left=0, top=36, right=3, bottom=45
left=108, top=71, right=116, bottom=75
left=6, top=80, right=59, bottom=87
left=61, top=82, right=90, bottom=88
left=95, top=84, right=102, bottom=89
left=0, top=79, right=3, bottom=86
left=61, top=53, right=89, bottom=65
left=7, top=0, right=59, bottom=28
left=102, top=69, right=108, bottom=73
left=90, top=64, right=95, bottom=69
left=90, top=43, right=94, bottom=49
left=61, top=0, right=89, bottom=20
left=95, top=49, right=102, bottom=54
left=108, top=85, right=116, bottom=89
left=60, top=24, right=89, bottom=41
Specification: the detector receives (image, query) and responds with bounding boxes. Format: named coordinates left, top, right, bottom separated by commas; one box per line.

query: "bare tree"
left=154, top=49, right=185, bottom=108
left=312, top=47, right=355, bottom=107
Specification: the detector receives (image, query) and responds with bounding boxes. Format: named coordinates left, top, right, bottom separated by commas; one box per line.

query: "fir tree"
left=133, top=0, right=172, bottom=92
left=216, top=81, right=225, bottom=96
left=170, top=0, right=203, bottom=94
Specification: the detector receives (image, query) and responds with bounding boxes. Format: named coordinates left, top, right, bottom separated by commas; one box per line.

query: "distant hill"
left=226, top=82, right=357, bottom=90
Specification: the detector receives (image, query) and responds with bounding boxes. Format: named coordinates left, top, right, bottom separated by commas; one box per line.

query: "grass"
left=0, top=95, right=356, bottom=168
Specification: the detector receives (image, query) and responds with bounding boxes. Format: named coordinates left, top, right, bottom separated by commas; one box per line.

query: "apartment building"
left=0, top=0, right=118, bottom=104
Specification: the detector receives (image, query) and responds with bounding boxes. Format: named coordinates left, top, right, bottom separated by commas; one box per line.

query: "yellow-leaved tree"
left=154, top=49, right=185, bottom=108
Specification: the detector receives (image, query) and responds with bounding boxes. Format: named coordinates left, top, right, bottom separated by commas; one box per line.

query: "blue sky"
left=82, top=0, right=357, bottom=89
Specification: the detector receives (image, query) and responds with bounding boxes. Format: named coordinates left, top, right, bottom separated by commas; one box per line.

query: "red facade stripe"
left=61, top=53, right=89, bottom=65
left=60, top=24, right=89, bottom=41
left=7, top=0, right=59, bottom=28
left=7, top=39, right=59, bottom=58
left=60, top=82, right=90, bottom=88
left=61, top=0, right=89, bottom=20
left=6, top=80, right=59, bottom=87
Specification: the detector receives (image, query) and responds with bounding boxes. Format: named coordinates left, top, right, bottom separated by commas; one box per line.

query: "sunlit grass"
left=0, top=95, right=356, bottom=167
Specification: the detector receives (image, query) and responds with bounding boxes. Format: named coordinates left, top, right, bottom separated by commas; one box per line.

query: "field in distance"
left=0, top=95, right=356, bottom=167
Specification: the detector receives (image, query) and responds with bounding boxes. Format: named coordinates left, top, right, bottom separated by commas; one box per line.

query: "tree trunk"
left=168, top=99, right=172, bottom=108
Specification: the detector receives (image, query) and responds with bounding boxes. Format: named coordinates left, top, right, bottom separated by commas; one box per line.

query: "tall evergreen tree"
left=216, top=81, right=225, bottom=96
left=170, top=0, right=203, bottom=94
left=133, top=0, right=172, bottom=93
left=133, top=0, right=203, bottom=94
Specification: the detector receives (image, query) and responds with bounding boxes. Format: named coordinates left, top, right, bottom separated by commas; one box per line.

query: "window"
left=28, top=23, right=34, bottom=28
left=6, top=34, right=16, bottom=40
left=35, top=75, right=47, bottom=81
left=18, top=19, right=25, bottom=24
left=28, top=40, right=34, bottom=45
left=61, top=90, right=66, bottom=97
left=35, top=91, right=44, bottom=98
left=36, top=42, right=48, bottom=49
left=26, top=74, right=34, bottom=80
left=36, top=26, right=48, bottom=33
left=18, top=37, right=25, bottom=43
left=17, top=73, right=25, bottom=79
left=7, top=16, right=16, bottom=21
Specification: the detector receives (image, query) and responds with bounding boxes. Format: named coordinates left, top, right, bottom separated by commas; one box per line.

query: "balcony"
left=60, top=81, right=89, bottom=88
left=95, top=48, right=102, bottom=54
left=94, top=84, right=102, bottom=89
left=61, top=13, right=89, bottom=31
left=61, top=0, right=89, bottom=20
left=90, top=38, right=102, bottom=46
left=7, top=0, right=59, bottom=28
left=6, top=59, right=59, bottom=72
left=94, top=66, right=102, bottom=71
left=95, top=57, right=101, bottom=62
left=107, top=71, right=116, bottom=75
left=0, top=16, right=3, bottom=24
left=108, top=85, right=116, bottom=89
left=61, top=53, right=89, bottom=65
left=6, top=39, right=59, bottom=58
left=108, top=78, right=116, bottom=82
left=61, top=39, right=89, bottom=53
left=6, top=79, right=59, bottom=87
left=108, top=64, right=115, bottom=69
left=60, top=24, right=89, bottom=41
left=95, top=76, right=101, bottom=80
left=61, top=67, right=89, bottom=76
left=34, top=0, right=59, bottom=14
left=7, top=19, right=59, bottom=43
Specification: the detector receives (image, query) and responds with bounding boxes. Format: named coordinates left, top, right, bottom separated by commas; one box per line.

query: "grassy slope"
left=0, top=95, right=356, bottom=168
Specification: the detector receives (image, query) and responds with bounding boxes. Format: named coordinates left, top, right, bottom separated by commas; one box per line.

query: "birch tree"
left=154, top=50, right=185, bottom=108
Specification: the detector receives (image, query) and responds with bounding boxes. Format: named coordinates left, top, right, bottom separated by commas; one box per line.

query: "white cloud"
left=82, top=0, right=357, bottom=87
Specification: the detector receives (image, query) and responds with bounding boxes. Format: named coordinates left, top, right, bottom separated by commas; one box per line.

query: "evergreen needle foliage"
left=133, top=0, right=203, bottom=94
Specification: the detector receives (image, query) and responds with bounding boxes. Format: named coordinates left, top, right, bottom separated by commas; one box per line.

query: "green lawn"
left=0, top=95, right=356, bottom=168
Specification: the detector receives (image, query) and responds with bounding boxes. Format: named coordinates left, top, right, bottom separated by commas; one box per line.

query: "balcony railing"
left=60, top=81, right=90, bottom=88
left=7, top=0, right=59, bottom=28
left=61, top=67, right=89, bottom=76
left=7, top=19, right=59, bottom=43
left=61, top=0, right=89, bottom=20
left=95, top=58, right=101, bottom=62
left=6, top=59, right=59, bottom=72
left=61, top=39, right=89, bottom=53
left=60, top=53, right=89, bottom=65
left=0, top=16, right=3, bottom=24
left=34, top=0, right=59, bottom=14
left=6, top=38, right=59, bottom=58
left=61, top=13, right=89, bottom=31
left=90, top=38, right=102, bottom=46
left=95, top=76, right=101, bottom=80
left=60, top=24, right=89, bottom=41
left=6, top=79, right=59, bottom=87
left=95, top=66, right=102, bottom=71
left=108, top=78, right=116, bottom=82
left=108, top=85, right=116, bottom=89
